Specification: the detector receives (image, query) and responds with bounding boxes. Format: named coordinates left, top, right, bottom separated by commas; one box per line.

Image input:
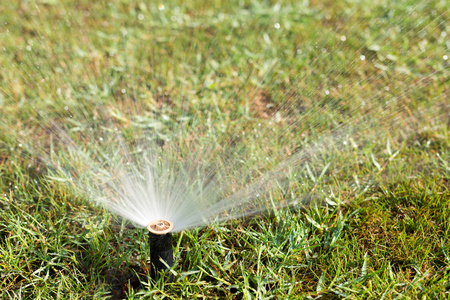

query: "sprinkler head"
left=147, top=219, right=174, bottom=282
left=147, top=219, right=174, bottom=235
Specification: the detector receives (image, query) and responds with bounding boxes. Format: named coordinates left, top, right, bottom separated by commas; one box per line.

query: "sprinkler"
left=147, top=219, right=174, bottom=282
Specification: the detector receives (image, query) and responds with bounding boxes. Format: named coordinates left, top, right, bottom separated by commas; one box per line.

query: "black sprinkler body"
left=147, top=220, right=174, bottom=282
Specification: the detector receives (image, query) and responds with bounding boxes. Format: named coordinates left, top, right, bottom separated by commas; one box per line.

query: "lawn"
left=0, top=0, right=449, bottom=298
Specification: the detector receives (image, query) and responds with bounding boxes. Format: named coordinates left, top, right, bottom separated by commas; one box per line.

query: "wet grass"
left=1, top=0, right=449, bottom=298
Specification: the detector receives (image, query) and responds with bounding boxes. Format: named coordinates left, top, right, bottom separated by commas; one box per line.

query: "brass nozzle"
left=147, top=219, right=174, bottom=235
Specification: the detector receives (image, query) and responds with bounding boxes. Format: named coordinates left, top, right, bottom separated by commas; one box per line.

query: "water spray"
left=147, top=219, right=174, bottom=282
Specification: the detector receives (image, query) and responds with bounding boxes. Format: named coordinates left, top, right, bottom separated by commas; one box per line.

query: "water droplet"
left=138, top=14, right=144, bottom=20
left=360, top=55, right=365, bottom=60
left=99, top=137, right=103, bottom=142
left=274, top=23, right=280, bottom=29
left=18, top=144, right=22, bottom=147
left=444, top=55, right=448, bottom=60
left=340, top=35, right=346, bottom=41
left=158, top=4, right=165, bottom=10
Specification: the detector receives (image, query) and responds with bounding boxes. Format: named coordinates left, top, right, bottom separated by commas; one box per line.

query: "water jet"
left=147, top=219, right=174, bottom=282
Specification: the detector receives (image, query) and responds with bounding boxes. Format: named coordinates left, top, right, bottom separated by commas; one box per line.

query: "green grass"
left=0, top=0, right=449, bottom=298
